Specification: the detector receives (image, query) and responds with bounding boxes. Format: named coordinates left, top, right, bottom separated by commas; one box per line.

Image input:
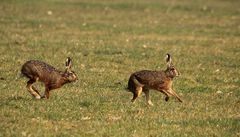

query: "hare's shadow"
left=0, top=96, right=29, bottom=107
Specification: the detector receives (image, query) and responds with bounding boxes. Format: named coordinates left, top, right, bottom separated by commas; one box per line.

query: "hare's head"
left=63, top=57, right=77, bottom=82
left=165, top=54, right=180, bottom=78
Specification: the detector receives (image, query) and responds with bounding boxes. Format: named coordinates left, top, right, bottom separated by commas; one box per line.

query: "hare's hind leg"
left=143, top=88, right=153, bottom=106
left=129, top=75, right=143, bottom=103
left=26, top=78, right=41, bottom=99
left=131, top=86, right=142, bottom=103
left=31, top=86, right=41, bottom=96
left=31, top=77, right=41, bottom=96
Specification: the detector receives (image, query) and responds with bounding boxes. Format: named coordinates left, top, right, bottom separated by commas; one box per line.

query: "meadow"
left=0, top=0, right=239, bottom=136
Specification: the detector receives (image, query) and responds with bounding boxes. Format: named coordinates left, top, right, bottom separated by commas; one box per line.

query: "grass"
left=0, top=0, right=239, bottom=136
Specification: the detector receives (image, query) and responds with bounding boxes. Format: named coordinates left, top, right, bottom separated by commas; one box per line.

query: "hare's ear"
left=165, top=53, right=172, bottom=68
left=65, top=57, right=72, bottom=72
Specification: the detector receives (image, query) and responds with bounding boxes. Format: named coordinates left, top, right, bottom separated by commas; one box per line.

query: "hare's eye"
left=68, top=72, right=74, bottom=75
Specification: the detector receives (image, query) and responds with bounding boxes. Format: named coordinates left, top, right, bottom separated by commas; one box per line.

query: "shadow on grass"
left=79, top=101, right=92, bottom=108
left=0, top=96, right=29, bottom=107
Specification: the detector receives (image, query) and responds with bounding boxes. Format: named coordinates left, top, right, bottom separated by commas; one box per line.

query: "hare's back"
left=21, top=60, right=58, bottom=78
left=134, top=70, right=166, bottom=85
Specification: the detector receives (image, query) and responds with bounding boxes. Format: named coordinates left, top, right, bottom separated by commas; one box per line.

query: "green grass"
left=0, top=0, right=239, bottom=136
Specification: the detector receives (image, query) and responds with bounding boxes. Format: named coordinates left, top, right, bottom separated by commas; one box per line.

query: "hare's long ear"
left=65, top=57, right=72, bottom=72
left=165, top=53, right=172, bottom=68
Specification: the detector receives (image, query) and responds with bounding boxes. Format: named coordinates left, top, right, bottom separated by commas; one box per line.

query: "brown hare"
left=127, top=53, right=182, bottom=106
left=21, top=57, right=77, bottom=99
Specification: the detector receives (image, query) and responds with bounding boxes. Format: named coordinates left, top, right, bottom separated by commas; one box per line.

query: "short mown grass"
left=0, top=0, right=239, bottom=136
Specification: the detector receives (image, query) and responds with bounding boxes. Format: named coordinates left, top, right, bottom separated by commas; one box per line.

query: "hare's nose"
left=74, top=76, right=78, bottom=81
left=73, top=75, right=78, bottom=81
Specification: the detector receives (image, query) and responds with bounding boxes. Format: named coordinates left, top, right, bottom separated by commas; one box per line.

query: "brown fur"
left=127, top=54, right=182, bottom=106
left=21, top=58, right=77, bottom=99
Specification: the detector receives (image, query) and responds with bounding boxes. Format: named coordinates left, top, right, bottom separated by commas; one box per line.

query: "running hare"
left=127, top=54, right=182, bottom=106
left=21, top=57, right=77, bottom=99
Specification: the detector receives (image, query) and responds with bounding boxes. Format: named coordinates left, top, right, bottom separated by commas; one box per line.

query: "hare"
left=127, top=53, right=182, bottom=106
left=21, top=57, right=77, bottom=99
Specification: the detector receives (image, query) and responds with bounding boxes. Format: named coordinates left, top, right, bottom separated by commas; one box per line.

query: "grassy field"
left=0, top=0, right=239, bottom=136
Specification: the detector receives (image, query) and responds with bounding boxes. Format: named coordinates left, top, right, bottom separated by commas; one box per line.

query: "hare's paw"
left=35, top=95, right=41, bottom=99
left=147, top=100, right=154, bottom=106
left=165, top=96, right=169, bottom=102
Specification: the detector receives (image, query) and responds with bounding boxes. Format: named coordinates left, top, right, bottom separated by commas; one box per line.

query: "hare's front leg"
left=159, top=90, right=171, bottom=102
left=169, top=89, right=182, bottom=102
left=163, top=89, right=182, bottom=102
left=26, top=79, right=41, bottom=99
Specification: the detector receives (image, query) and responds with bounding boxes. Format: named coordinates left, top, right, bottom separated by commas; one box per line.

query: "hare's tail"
left=14, top=71, right=25, bottom=81
left=127, top=75, right=144, bottom=92
left=19, top=72, right=24, bottom=77
left=126, top=75, right=135, bottom=92
left=127, top=75, right=138, bottom=92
